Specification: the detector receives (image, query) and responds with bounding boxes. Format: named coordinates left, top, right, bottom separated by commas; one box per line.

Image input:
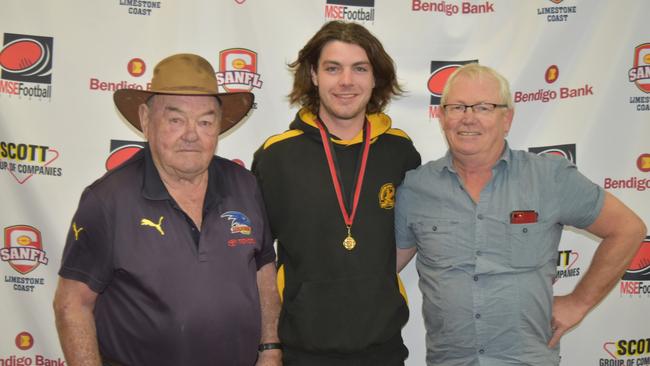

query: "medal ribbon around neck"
left=315, top=118, right=371, bottom=250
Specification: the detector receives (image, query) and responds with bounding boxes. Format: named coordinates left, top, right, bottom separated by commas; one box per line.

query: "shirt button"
left=523, top=227, right=528, bottom=233
left=479, top=349, right=485, bottom=354
left=473, top=275, right=479, bottom=281
left=432, top=225, right=437, bottom=232
left=477, top=214, right=484, bottom=220
left=475, top=313, right=481, bottom=319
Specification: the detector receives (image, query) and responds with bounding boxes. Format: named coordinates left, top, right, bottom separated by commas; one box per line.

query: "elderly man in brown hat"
left=53, top=54, right=281, bottom=366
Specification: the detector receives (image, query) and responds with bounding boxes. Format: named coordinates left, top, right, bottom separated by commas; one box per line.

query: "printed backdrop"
left=1, top=1, right=649, bottom=365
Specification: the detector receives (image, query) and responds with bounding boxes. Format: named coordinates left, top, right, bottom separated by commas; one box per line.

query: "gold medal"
left=343, top=226, right=356, bottom=250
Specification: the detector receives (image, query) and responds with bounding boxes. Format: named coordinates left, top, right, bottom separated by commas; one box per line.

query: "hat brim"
left=113, top=89, right=254, bottom=135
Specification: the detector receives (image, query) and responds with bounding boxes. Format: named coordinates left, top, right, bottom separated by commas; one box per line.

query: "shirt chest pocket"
left=508, top=222, right=558, bottom=268
left=411, top=219, right=464, bottom=267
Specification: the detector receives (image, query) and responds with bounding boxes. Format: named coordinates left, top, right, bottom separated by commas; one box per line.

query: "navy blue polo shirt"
left=59, top=145, right=275, bottom=366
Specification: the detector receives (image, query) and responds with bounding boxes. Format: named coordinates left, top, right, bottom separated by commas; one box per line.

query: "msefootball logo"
left=217, top=48, right=263, bottom=93
left=0, top=33, right=52, bottom=84
left=106, top=140, right=145, bottom=171
left=528, top=144, right=576, bottom=165
left=325, top=0, right=375, bottom=22
left=428, top=60, right=477, bottom=119
left=1, top=225, right=48, bottom=275
left=629, top=43, right=650, bottom=94
left=622, top=237, right=650, bottom=282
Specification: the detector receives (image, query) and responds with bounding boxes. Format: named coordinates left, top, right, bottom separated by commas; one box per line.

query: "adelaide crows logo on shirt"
left=221, top=211, right=252, bottom=235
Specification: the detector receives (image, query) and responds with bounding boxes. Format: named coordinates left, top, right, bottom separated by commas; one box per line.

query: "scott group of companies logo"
left=90, top=57, right=150, bottom=93
left=603, top=154, right=650, bottom=192
left=513, top=65, right=594, bottom=104
left=0, top=33, right=53, bottom=99
left=0, top=141, right=63, bottom=184
left=1, top=331, right=66, bottom=365
left=325, top=0, right=375, bottom=22
left=1, top=225, right=49, bottom=293
left=602, top=335, right=650, bottom=365
left=619, top=237, right=650, bottom=297
left=554, top=248, right=581, bottom=284
left=118, top=0, right=162, bottom=16
left=536, top=0, right=577, bottom=22
left=428, top=60, right=477, bottom=119
left=628, top=43, right=650, bottom=112
left=412, top=0, right=495, bottom=15
left=529, top=143, right=576, bottom=165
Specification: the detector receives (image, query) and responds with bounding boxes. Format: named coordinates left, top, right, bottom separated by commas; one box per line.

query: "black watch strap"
left=258, top=343, right=283, bottom=352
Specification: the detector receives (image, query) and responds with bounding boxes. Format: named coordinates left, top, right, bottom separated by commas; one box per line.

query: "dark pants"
left=283, top=335, right=408, bottom=366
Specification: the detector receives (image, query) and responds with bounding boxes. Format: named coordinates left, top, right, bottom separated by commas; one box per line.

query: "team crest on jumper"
left=1, top=225, right=48, bottom=275
left=378, top=183, right=395, bottom=209
left=221, top=211, right=252, bottom=235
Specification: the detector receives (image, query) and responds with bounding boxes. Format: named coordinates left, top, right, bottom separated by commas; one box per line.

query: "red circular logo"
left=15, top=331, right=34, bottom=350
left=106, top=145, right=143, bottom=171
left=637, top=153, right=650, bottom=172
left=127, top=58, right=146, bottom=77
left=545, top=65, right=559, bottom=84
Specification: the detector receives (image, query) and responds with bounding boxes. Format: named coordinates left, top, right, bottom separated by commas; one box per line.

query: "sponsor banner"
left=118, top=0, right=162, bottom=16
left=325, top=0, right=375, bottom=22
left=554, top=249, right=581, bottom=284
left=514, top=64, right=594, bottom=104
left=411, top=0, right=495, bottom=15
left=0, top=33, right=53, bottom=99
left=90, top=57, right=150, bottom=93
left=106, top=139, right=145, bottom=170
left=217, top=48, right=263, bottom=95
left=536, top=0, right=577, bottom=22
left=0, top=141, right=63, bottom=184
left=1, top=225, right=48, bottom=293
left=1, top=331, right=66, bottom=365
left=604, top=155, right=650, bottom=192
left=601, top=336, right=650, bottom=365
left=529, top=144, right=576, bottom=165
left=428, top=60, right=477, bottom=119
left=619, top=237, right=650, bottom=297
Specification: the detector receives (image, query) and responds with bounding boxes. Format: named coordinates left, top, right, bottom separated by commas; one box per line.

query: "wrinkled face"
left=440, top=74, right=513, bottom=162
left=311, top=40, right=375, bottom=125
left=139, top=94, right=221, bottom=179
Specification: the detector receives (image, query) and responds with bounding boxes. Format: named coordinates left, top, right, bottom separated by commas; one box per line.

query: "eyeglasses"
left=442, top=103, right=508, bottom=116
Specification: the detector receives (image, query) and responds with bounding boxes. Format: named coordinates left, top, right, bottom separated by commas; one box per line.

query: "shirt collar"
left=438, top=140, right=511, bottom=174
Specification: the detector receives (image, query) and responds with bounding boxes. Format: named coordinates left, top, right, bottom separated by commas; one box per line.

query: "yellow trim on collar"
left=263, top=129, right=304, bottom=150
left=299, top=108, right=391, bottom=145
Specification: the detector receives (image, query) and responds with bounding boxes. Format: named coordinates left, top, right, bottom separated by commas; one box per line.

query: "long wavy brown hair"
left=288, top=21, right=403, bottom=115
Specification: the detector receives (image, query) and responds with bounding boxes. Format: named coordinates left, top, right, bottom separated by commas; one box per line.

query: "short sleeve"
left=554, top=163, right=605, bottom=229
left=59, top=188, right=114, bottom=293
left=395, top=177, right=416, bottom=249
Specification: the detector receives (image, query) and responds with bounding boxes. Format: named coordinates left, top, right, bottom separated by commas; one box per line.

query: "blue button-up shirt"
left=395, top=145, right=604, bottom=366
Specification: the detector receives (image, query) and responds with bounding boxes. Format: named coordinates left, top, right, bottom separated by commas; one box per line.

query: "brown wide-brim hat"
left=114, top=53, right=254, bottom=135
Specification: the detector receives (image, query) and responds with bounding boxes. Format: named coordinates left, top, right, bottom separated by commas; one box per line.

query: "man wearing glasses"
left=394, top=63, right=646, bottom=365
